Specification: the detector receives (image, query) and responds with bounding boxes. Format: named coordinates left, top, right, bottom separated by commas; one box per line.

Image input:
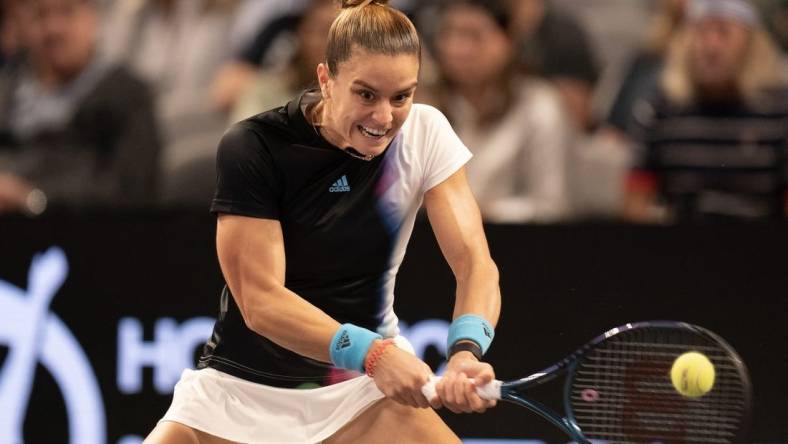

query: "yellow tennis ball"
left=671, top=351, right=715, bottom=397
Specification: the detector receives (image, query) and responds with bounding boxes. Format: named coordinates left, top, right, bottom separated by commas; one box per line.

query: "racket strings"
left=568, top=327, right=749, bottom=443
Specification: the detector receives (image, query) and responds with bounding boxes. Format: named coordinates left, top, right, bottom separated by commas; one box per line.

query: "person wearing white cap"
left=687, top=0, right=761, bottom=26
left=672, top=0, right=778, bottom=103
left=623, top=0, right=788, bottom=222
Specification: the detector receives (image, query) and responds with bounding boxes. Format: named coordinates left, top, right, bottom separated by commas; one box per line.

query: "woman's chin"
left=352, top=138, right=390, bottom=156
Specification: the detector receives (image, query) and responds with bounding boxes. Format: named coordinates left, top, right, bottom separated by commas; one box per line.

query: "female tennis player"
left=145, top=1, right=501, bottom=442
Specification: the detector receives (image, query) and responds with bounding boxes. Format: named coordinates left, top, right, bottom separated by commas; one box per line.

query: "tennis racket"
left=422, top=321, right=752, bottom=443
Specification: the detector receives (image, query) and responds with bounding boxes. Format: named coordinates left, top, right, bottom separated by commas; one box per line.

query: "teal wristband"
left=329, top=323, right=382, bottom=372
left=447, top=314, right=494, bottom=355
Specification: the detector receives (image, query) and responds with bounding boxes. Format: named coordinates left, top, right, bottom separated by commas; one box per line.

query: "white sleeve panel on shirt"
left=410, top=104, right=473, bottom=192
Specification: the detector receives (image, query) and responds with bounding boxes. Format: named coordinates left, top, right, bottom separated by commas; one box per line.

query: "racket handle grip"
left=421, top=375, right=502, bottom=401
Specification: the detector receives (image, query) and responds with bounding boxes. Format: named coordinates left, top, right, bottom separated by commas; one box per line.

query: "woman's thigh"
left=324, top=399, right=461, bottom=444
left=143, top=421, right=238, bottom=444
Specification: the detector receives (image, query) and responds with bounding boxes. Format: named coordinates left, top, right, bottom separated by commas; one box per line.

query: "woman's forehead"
left=335, top=49, right=420, bottom=88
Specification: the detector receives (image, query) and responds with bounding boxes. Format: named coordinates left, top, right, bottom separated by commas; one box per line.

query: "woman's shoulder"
left=219, top=111, right=290, bottom=155
left=231, top=100, right=301, bottom=142
left=405, top=103, right=451, bottom=129
left=218, top=121, right=266, bottom=153
left=399, top=103, right=461, bottom=146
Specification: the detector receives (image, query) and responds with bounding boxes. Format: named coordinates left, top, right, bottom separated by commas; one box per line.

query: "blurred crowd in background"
left=0, top=0, right=786, bottom=224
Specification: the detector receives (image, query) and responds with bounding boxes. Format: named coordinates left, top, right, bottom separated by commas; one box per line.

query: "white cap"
left=688, top=0, right=761, bottom=27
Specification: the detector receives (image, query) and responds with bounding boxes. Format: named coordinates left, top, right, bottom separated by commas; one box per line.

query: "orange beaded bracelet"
left=364, top=338, right=395, bottom=377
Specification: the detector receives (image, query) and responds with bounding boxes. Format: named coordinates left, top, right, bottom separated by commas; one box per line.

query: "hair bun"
left=340, top=0, right=389, bottom=8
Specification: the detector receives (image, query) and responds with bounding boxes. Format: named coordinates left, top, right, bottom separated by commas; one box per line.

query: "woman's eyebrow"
left=352, top=80, right=419, bottom=94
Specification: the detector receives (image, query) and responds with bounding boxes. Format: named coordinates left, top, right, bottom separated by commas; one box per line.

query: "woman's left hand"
left=435, top=351, right=497, bottom=413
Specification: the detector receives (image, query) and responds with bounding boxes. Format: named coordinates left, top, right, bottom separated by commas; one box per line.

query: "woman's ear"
left=317, top=63, right=331, bottom=99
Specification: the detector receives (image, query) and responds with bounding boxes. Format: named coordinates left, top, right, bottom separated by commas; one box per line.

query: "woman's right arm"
left=217, top=213, right=436, bottom=407
left=216, top=213, right=340, bottom=362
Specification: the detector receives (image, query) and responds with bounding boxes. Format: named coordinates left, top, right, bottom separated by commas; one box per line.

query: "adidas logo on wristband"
left=336, top=331, right=352, bottom=350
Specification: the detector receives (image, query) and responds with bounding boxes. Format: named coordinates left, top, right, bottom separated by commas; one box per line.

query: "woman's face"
left=317, top=48, right=419, bottom=158
left=436, top=5, right=512, bottom=88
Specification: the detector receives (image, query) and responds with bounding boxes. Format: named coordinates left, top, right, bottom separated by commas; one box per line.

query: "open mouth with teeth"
left=358, top=125, right=389, bottom=139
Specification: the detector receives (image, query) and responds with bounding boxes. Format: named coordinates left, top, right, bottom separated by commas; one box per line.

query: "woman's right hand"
left=370, top=344, right=438, bottom=409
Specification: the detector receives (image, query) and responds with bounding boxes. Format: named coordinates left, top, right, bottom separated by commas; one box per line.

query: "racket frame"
left=496, top=320, right=752, bottom=444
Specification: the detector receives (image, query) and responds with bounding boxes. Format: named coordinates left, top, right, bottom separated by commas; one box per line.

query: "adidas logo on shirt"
left=329, top=175, right=351, bottom=193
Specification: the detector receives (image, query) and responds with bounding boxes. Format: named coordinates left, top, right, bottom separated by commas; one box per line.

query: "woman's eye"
left=358, top=90, right=375, bottom=101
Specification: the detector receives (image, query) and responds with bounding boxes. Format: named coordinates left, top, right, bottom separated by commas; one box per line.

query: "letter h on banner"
left=117, top=317, right=214, bottom=394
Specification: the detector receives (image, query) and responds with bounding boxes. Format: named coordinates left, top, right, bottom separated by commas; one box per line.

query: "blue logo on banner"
left=0, top=247, right=106, bottom=444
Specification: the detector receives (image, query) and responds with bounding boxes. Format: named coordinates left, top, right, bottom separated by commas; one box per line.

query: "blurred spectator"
left=1, top=0, right=20, bottom=66
left=503, top=0, right=634, bottom=220
left=623, top=0, right=788, bottom=223
left=225, top=0, right=311, bottom=58
left=506, top=0, right=600, bottom=132
left=229, top=0, right=337, bottom=123
left=551, top=0, right=656, bottom=117
left=0, top=0, right=161, bottom=215
left=210, top=0, right=310, bottom=113
left=421, top=0, right=572, bottom=223
left=552, top=0, right=655, bottom=68
left=100, top=0, right=243, bottom=198
left=607, top=0, right=688, bottom=133
left=757, top=0, right=788, bottom=53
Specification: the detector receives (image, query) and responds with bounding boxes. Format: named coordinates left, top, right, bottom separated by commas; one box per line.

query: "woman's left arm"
left=423, top=166, right=501, bottom=413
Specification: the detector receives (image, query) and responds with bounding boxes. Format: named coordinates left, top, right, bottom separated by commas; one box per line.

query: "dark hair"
left=445, top=0, right=510, bottom=31
left=325, top=0, right=420, bottom=75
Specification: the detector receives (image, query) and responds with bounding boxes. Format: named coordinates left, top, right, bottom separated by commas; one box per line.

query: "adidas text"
left=329, top=175, right=351, bottom=193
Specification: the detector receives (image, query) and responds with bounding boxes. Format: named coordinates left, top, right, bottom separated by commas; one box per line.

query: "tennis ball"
left=670, top=351, right=715, bottom=397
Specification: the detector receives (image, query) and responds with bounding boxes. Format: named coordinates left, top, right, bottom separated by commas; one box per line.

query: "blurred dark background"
left=1, top=213, right=785, bottom=443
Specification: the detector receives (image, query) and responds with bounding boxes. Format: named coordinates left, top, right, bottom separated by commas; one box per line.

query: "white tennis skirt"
left=160, top=367, right=385, bottom=443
